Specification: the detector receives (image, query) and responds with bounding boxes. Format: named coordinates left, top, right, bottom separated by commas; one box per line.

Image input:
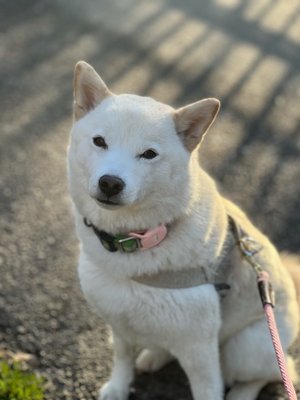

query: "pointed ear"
left=73, top=61, right=111, bottom=121
left=174, top=98, right=220, bottom=151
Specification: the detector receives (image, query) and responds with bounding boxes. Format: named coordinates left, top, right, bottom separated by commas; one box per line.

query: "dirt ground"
left=0, top=0, right=299, bottom=399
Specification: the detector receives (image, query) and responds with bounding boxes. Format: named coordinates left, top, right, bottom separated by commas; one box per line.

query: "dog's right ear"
left=73, top=61, right=111, bottom=121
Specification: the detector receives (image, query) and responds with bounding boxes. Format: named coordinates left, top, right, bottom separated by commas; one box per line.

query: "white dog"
left=67, top=61, right=299, bottom=400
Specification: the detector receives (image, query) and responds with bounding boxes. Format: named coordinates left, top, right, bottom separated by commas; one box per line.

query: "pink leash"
left=258, top=272, right=298, bottom=400
left=231, top=218, right=298, bottom=400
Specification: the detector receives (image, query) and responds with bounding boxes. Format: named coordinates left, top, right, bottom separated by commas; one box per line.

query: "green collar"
left=84, top=218, right=141, bottom=253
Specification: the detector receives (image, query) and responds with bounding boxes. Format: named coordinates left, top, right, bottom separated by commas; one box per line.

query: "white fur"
left=68, top=62, right=299, bottom=400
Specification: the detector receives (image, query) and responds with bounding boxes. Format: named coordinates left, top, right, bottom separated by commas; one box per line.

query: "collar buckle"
left=115, top=236, right=141, bottom=253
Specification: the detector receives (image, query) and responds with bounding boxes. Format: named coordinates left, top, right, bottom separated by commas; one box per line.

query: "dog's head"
left=68, top=61, right=220, bottom=223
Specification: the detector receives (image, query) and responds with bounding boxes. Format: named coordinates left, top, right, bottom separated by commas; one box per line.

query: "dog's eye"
left=140, top=149, right=158, bottom=160
left=93, top=136, right=107, bottom=149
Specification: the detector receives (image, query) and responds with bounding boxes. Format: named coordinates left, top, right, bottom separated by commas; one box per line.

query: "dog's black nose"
left=99, top=175, right=125, bottom=197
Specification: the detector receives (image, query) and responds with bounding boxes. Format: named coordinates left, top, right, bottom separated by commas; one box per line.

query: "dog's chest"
left=78, top=257, right=221, bottom=346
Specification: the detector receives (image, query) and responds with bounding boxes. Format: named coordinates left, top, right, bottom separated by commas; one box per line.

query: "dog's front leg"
left=175, top=337, right=223, bottom=400
left=99, top=330, right=135, bottom=400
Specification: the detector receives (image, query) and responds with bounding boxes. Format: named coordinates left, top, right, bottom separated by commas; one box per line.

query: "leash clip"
left=238, top=236, right=263, bottom=257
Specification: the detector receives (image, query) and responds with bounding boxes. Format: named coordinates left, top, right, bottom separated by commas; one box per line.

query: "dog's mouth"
left=95, top=198, right=123, bottom=209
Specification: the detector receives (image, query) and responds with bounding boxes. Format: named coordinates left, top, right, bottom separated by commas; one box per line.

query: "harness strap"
left=131, top=218, right=235, bottom=293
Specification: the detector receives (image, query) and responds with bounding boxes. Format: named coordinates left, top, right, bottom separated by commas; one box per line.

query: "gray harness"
left=131, top=218, right=237, bottom=295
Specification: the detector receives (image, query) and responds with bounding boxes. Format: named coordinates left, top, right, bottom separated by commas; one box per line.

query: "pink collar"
left=129, top=224, right=168, bottom=250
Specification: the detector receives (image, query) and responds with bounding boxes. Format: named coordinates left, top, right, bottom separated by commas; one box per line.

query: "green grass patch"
left=0, top=360, right=44, bottom=400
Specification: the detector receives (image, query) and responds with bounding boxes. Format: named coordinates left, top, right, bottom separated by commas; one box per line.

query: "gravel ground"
left=0, top=0, right=299, bottom=399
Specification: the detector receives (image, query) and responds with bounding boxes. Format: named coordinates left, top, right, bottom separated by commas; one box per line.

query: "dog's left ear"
left=73, top=61, right=111, bottom=121
left=174, top=98, right=220, bottom=152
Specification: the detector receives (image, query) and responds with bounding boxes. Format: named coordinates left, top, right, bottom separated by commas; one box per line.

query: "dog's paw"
left=136, top=349, right=173, bottom=373
left=99, top=381, right=129, bottom=400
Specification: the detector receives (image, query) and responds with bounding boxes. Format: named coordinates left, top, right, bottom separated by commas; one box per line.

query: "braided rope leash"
left=258, top=272, right=298, bottom=400
left=238, top=236, right=298, bottom=400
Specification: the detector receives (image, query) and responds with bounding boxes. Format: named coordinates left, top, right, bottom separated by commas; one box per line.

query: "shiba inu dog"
left=67, top=61, right=299, bottom=400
